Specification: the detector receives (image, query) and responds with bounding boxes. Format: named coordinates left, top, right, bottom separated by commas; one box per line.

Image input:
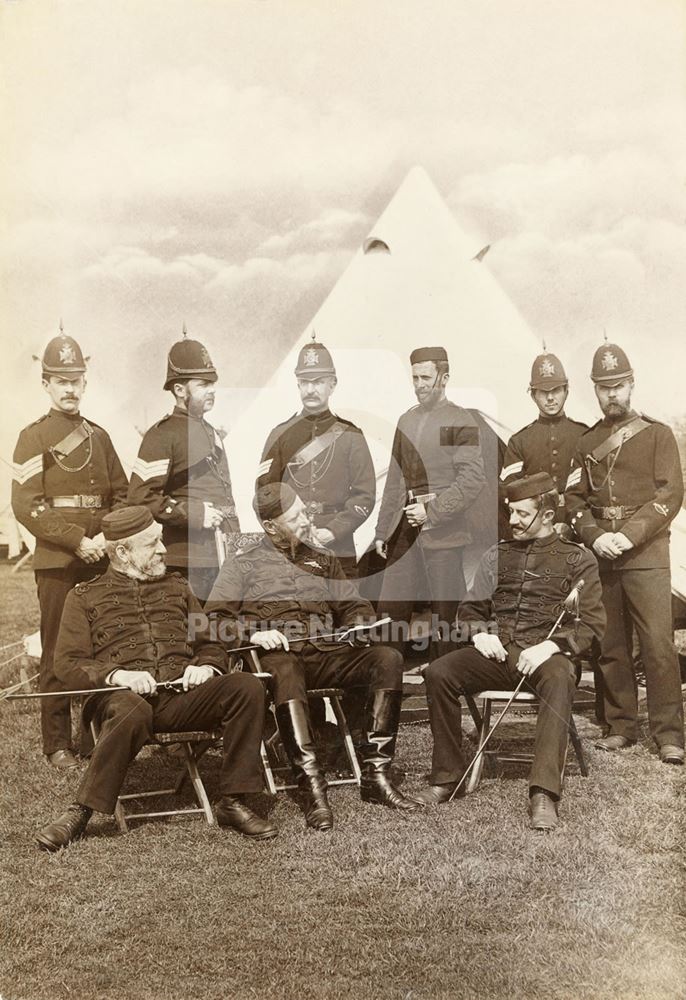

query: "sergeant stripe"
left=13, top=455, right=43, bottom=485
left=132, top=457, right=170, bottom=482
left=257, top=458, right=272, bottom=479
left=499, top=461, right=524, bottom=481
left=565, top=467, right=582, bottom=489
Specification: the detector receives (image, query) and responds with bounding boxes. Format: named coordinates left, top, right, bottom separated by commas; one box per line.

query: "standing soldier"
left=128, top=329, right=239, bottom=602
left=11, top=326, right=128, bottom=769
left=565, top=341, right=684, bottom=764
left=257, top=337, right=375, bottom=577
left=374, top=347, right=486, bottom=657
left=500, top=349, right=588, bottom=524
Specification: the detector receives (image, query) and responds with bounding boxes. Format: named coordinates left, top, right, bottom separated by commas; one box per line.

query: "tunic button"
left=552, top=449, right=558, bottom=456
left=551, top=462, right=557, bottom=470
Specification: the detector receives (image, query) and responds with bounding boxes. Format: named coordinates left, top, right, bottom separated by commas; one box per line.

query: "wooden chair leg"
left=329, top=695, right=362, bottom=784
left=180, top=742, right=215, bottom=825
left=467, top=697, right=492, bottom=793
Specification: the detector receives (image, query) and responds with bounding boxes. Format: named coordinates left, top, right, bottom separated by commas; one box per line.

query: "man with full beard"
left=565, top=342, right=684, bottom=765
left=35, top=506, right=274, bottom=851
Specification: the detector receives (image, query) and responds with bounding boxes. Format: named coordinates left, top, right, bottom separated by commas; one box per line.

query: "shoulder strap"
left=50, top=420, right=91, bottom=459
left=589, top=416, right=650, bottom=463
left=288, top=422, right=347, bottom=469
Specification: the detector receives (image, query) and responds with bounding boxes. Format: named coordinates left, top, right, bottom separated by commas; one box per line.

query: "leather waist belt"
left=49, top=495, right=104, bottom=509
left=591, top=504, right=638, bottom=520
left=305, top=501, right=343, bottom=516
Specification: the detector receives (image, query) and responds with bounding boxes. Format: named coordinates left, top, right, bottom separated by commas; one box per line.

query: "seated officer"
left=36, top=506, right=274, bottom=852
left=206, top=483, right=420, bottom=832
left=416, top=473, right=605, bottom=830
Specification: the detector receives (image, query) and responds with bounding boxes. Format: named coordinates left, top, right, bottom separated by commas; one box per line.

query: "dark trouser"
left=377, top=542, right=466, bottom=659
left=599, top=567, right=684, bottom=747
left=257, top=643, right=403, bottom=707
left=424, top=645, right=577, bottom=798
left=35, top=562, right=106, bottom=755
left=77, top=673, right=265, bottom=814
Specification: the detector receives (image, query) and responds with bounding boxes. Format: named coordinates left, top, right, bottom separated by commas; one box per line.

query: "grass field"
left=1, top=564, right=685, bottom=1000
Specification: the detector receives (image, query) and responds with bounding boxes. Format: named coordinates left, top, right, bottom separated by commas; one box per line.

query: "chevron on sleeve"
left=499, top=460, right=524, bottom=481
left=13, top=454, right=43, bottom=485
left=131, top=457, right=171, bottom=482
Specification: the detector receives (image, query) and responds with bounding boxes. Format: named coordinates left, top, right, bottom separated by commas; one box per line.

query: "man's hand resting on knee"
left=516, top=640, right=560, bottom=677
left=181, top=664, right=215, bottom=690
left=250, top=629, right=290, bottom=652
left=109, top=669, right=158, bottom=695
left=472, top=633, right=507, bottom=662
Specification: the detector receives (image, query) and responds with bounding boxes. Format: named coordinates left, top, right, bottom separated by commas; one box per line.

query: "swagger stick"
left=447, top=581, right=585, bottom=802
left=4, top=621, right=393, bottom=700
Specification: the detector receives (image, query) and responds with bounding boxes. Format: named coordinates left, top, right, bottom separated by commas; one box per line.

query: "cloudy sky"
left=1, top=0, right=685, bottom=494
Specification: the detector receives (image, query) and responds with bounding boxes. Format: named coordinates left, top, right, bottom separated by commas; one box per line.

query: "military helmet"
left=591, top=342, right=633, bottom=385
left=163, top=327, right=218, bottom=391
left=40, top=324, right=87, bottom=378
left=294, top=337, right=336, bottom=380
left=529, top=352, right=567, bottom=390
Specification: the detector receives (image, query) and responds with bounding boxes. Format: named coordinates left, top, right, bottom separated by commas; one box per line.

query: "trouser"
left=77, top=673, right=265, bottom=814
left=424, top=645, right=577, bottom=798
left=35, top=561, right=107, bottom=755
left=599, top=567, right=684, bottom=747
left=256, top=643, right=404, bottom=707
left=377, top=541, right=466, bottom=658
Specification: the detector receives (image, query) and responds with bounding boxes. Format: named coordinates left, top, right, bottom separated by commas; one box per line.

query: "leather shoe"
left=529, top=792, right=558, bottom=831
left=215, top=796, right=278, bottom=840
left=595, top=735, right=636, bottom=752
left=46, top=749, right=80, bottom=770
left=659, top=744, right=684, bottom=765
left=36, top=803, right=92, bottom=852
left=413, top=783, right=461, bottom=806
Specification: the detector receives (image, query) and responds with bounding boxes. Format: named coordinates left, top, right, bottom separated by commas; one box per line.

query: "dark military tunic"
left=128, top=406, right=240, bottom=589
left=206, top=535, right=402, bottom=705
left=257, top=408, right=375, bottom=562
left=460, top=534, right=604, bottom=657
left=207, top=534, right=374, bottom=646
left=500, top=413, right=588, bottom=498
left=564, top=410, right=684, bottom=747
left=53, top=566, right=263, bottom=815
left=11, top=408, right=128, bottom=755
left=374, top=398, right=486, bottom=654
left=12, top=409, right=128, bottom=570
left=55, top=566, right=228, bottom=688
left=424, top=532, right=605, bottom=797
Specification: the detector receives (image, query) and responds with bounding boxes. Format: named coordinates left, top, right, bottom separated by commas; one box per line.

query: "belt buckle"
left=82, top=495, right=98, bottom=508
left=607, top=505, right=619, bottom=519
left=306, top=501, right=323, bottom=516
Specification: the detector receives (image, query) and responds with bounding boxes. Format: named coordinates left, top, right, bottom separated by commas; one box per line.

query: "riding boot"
left=358, top=689, right=421, bottom=811
left=275, top=700, right=333, bottom=831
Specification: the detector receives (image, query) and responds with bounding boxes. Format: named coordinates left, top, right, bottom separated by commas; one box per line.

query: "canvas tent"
left=218, top=166, right=544, bottom=555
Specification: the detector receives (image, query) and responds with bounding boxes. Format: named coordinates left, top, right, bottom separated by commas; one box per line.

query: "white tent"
left=217, top=166, right=543, bottom=551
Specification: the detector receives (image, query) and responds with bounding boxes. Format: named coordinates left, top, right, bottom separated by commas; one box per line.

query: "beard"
left=121, top=555, right=167, bottom=581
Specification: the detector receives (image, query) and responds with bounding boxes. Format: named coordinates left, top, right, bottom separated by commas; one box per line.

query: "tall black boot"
left=275, top=700, right=333, bottom=831
left=359, top=689, right=421, bottom=811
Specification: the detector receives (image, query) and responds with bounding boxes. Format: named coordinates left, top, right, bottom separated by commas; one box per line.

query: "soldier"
left=128, top=329, right=239, bottom=602
left=565, top=342, right=684, bottom=764
left=11, top=326, right=128, bottom=769
left=416, top=473, right=605, bottom=830
left=206, top=483, right=420, bottom=832
left=500, top=349, right=588, bottom=523
left=257, top=337, right=375, bottom=577
left=373, top=346, right=486, bottom=657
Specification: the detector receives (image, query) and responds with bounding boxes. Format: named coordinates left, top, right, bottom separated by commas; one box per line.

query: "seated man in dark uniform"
left=416, top=473, right=605, bottom=830
left=206, top=483, right=421, bottom=832
left=36, top=507, right=274, bottom=852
